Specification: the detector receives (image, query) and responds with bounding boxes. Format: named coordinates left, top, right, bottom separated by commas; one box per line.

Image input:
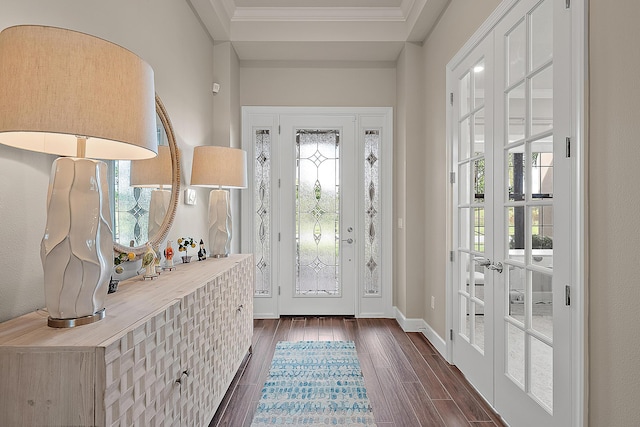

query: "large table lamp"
left=190, top=146, right=247, bottom=257
left=0, top=26, right=157, bottom=327
left=130, top=145, right=173, bottom=240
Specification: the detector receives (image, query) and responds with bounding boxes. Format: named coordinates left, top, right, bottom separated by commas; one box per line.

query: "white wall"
left=0, top=0, right=215, bottom=322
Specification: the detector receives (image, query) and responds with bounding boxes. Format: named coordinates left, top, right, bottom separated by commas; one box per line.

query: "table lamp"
left=130, top=145, right=173, bottom=240
left=0, top=25, right=157, bottom=327
left=190, top=146, right=247, bottom=257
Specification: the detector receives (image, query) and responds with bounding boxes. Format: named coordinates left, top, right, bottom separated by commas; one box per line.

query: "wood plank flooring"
left=209, top=317, right=506, bottom=427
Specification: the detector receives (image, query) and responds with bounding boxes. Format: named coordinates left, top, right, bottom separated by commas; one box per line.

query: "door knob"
left=342, top=238, right=354, bottom=244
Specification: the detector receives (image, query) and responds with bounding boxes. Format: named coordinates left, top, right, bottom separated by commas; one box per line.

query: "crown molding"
left=231, top=6, right=407, bottom=22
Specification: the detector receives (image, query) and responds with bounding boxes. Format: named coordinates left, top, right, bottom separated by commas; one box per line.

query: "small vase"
left=182, top=255, right=192, bottom=263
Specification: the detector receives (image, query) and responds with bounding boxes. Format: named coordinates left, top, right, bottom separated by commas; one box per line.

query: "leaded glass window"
left=295, top=129, right=340, bottom=296
left=254, top=129, right=271, bottom=296
left=113, top=160, right=151, bottom=246
left=364, top=130, right=381, bottom=296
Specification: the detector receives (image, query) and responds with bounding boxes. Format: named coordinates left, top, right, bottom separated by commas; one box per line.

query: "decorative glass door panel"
left=278, top=115, right=356, bottom=316
left=364, top=130, right=381, bottom=296
left=295, top=130, right=341, bottom=296
left=254, top=129, right=271, bottom=296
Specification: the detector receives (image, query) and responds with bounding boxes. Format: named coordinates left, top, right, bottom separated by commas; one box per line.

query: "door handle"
left=342, top=238, right=354, bottom=244
left=474, top=257, right=491, bottom=267
left=474, top=257, right=503, bottom=273
left=487, top=262, right=503, bottom=273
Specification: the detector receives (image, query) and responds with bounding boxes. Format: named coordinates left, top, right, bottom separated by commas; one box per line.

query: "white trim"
left=571, top=1, right=589, bottom=425
left=253, top=312, right=279, bottom=319
left=232, top=6, right=406, bottom=22
left=394, top=307, right=447, bottom=359
left=447, top=0, right=518, bottom=71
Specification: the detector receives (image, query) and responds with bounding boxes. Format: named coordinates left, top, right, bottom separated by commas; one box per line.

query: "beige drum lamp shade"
left=191, top=146, right=248, bottom=189
left=130, top=145, right=173, bottom=187
left=0, top=25, right=157, bottom=160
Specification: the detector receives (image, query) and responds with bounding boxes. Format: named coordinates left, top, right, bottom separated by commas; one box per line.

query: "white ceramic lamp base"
left=148, top=189, right=171, bottom=240
left=40, top=157, right=113, bottom=327
left=208, top=189, right=232, bottom=257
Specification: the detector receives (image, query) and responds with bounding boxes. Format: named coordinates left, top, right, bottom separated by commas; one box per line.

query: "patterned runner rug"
left=251, top=341, right=377, bottom=426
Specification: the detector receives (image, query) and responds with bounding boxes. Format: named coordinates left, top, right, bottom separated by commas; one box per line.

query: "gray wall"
left=589, top=0, right=640, bottom=424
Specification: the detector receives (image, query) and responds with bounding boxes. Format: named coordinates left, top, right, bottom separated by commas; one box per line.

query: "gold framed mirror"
left=113, top=95, right=180, bottom=256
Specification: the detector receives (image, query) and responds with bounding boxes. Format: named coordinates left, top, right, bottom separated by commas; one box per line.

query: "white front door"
left=278, top=115, right=357, bottom=315
left=242, top=107, right=393, bottom=318
left=449, top=0, right=576, bottom=425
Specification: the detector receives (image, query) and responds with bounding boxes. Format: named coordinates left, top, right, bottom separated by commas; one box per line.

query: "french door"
left=450, top=33, right=495, bottom=401
left=449, top=0, right=578, bottom=426
left=242, top=107, right=393, bottom=318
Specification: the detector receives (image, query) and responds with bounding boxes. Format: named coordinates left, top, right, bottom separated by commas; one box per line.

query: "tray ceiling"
left=187, top=0, right=450, bottom=61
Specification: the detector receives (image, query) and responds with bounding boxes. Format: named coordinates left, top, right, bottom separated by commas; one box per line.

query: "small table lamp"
left=0, top=26, right=157, bottom=327
left=190, top=146, right=247, bottom=257
left=130, top=145, right=173, bottom=240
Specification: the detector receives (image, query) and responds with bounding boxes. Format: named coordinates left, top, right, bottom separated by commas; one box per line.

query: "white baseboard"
left=253, top=312, right=279, bottom=319
left=394, top=307, right=447, bottom=359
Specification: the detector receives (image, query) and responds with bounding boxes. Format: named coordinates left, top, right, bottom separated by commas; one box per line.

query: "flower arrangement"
left=113, top=251, right=136, bottom=274
left=178, top=237, right=197, bottom=262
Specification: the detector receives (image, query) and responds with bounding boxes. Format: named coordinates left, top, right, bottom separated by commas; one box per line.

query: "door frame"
left=241, top=106, right=394, bottom=319
left=444, top=0, right=587, bottom=426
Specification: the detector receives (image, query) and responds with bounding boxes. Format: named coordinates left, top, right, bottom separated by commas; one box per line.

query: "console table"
left=0, top=254, right=253, bottom=426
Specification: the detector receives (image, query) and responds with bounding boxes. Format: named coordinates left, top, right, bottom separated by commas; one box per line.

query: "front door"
left=278, top=115, right=357, bottom=315
left=242, top=107, right=393, bottom=318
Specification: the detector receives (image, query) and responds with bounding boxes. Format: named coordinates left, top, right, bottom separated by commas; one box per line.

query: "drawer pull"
left=237, top=304, right=244, bottom=312
left=175, top=369, right=190, bottom=385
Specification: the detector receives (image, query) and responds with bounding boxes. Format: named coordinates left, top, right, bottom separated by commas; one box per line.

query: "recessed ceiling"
left=187, top=0, right=450, bottom=62
left=235, top=0, right=403, bottom=7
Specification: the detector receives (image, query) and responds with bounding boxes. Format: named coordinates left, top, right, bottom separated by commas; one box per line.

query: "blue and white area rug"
left=251, top=341, right=377, bottom=426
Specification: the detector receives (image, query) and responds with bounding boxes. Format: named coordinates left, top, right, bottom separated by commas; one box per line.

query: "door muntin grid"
left=295, top=129, right=341, bottom=297
left=502, top=0, right=554, bottom=412
left=457, top=57, right=487, bottom=353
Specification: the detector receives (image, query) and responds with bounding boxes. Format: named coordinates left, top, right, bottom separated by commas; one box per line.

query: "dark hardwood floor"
left=210, top=317, right=506, bottom=427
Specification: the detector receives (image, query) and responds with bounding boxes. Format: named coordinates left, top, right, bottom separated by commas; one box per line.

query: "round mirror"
left=113, top=95, right=180, bottom=256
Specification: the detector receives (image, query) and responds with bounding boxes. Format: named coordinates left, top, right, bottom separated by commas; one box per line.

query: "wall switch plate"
left=431, top=296, right=435, bottom=309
